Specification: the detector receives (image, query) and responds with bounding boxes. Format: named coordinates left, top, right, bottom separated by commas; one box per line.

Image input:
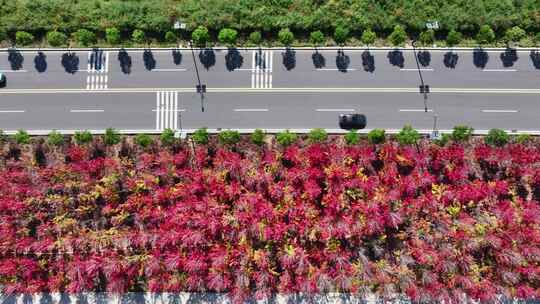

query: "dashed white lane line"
left=482, top=69, right=517, bottom=72
left=400, top=68, right=434, bottom=71
left=0, top=110, right=25, bottom=113
left=316, top=109, right=355, bottom=112
left=399, top=109, right=434, bottom=112
left=70, top=109, right=104, bottom=113
left=234, top=108, right=269, bottom=112
left=482, top=109, right=518, bottom=113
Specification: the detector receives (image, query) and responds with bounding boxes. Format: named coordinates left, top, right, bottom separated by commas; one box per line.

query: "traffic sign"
left=196, top=84, right=207, bottom=93
left=426, top=21, right=439, bottom=30
left=174, top=22, right=187, bottom=30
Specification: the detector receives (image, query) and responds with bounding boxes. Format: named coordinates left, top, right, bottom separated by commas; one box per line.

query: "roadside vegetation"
left=0, top=0, right=539, bottom=48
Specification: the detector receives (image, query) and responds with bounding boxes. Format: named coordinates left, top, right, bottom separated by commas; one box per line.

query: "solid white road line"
left=481, top=109, right=518, bottom=113
left=0, top=110, right=25, bottom=113
left=400, top=68, right=434, bottom=71
left=234, top=108, right=269, bottom=112
left=399, top=109, right=434, bottom=112
left=251, top=51, right=255, bottom=88
left=0, top=70, right=28, bottom=73
left=105, top=51, right=109, bottom=73
left=316, top=109, right=355, bottom=112
left=483, top=69, right=517, bottom=72
left=70, top=109, right=104, bottom=113
left=151, top=68, right=188, bottom=72
left=269, top=50, right=273, bottom=88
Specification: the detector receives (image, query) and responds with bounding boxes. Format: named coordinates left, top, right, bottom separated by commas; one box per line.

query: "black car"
left=339, top=113, right=367, bottom=130
left=0, top=73, right=5, bottom=88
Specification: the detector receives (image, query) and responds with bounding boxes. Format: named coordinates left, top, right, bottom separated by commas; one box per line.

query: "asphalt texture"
left=0, top=48, right=539, bottom=132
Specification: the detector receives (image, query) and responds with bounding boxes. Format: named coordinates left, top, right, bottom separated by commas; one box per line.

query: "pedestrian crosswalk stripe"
left=86, top=50, right=109, bottom=90
left=155, top=91, right=180, bottom=131
left=251, top=50, right=273, bottom=89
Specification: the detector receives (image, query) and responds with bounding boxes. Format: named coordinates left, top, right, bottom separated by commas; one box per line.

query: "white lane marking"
left=482, top=109, right=518, bottom=113
left=0, top=70, right=28, bottom=73
left=152, top=109, right=185, bottom=112
left=400, top=68, right=434, bottom=71
left=0, top=110, right=25, bottom=113
left=399, top=109, right=434, bottom=112
left=251, top=51, right=255, bottom=88
left=316, top=109, right=355, bottom=112
left=155, top=92, right=159, bottom=130
left=105, top=51, right=109, bottom=73
left=234, top=108, right=269, bottom=112
left=269, top=50, right=273, bottom=88
left=482, top=69, right=517, bottom=72
left=155, top=91, right=180, bottom=130
left=70, top=109, right=104, bottom=113
left=173, top=90, right=178, bottom=130
left=87, top=51, right=91, bottom=72
left=315, top=68, right=358, bottom=71
left=262, top=50, right=267, bottom=88
left=151, top=68, right=188, bottom=72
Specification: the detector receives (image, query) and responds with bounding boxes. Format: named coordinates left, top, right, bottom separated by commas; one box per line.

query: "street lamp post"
left=189, top=40, right=206, bottom=112
left=411, top=40, right=429, bottom=113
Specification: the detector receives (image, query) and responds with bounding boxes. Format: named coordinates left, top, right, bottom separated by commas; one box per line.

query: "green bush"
left=103, top=128, right=121, bottom=146
left=389, top=25, right=407, bottom=46
left=310, top=30, right=325, bottom=46
left=368, top=129, right=386, bottom=144
left=535, top=33, right=540, bottom=46
left=446, top=30, right=462, bottom=47
left=308, top=128, right=328, bottom=143
left=515, top=134, right=532, bottom=144
left=73, top=29, right=96, bottom=46
left=13, top=130, right=30, bottom=144
left=135, top=134, right=153, bottom=148
left=505, top=26, right=526, bottom=44
left=396, top=125, right=420, bottom=145
left=276, top=130, right=298, bottom=147
left=451, top=125, right=474, bottom=142
left=192, top=26, right=210, bottom=47
left=476, top=25, right=495, bottom=45
left=485, top=128, right=509, bottom=147
left=164, top=31, right=177, bottom=43
left=251, top=129, right=266, bottom=146
left=419, top=29, right=435, bottom=46
left=248, top=31, right=262, bottom=45
left=192, top=127, right=209, bottom=145
left=105, top=27, right=121, bottom=44
left=132, top=29, right=146, bottom=44
left=160, top=128, right=176, bottom=146
left=218, top=130, right=241, bottom=145
left=15, top=31, right=34, bottom=46
left=361, top=29, right=376, bottom=46
left=278, top=28, right=294, bottom=46
left=47, top=31, right=67, bottom=47
left=333, top=26, right=349, bottom=44
left=218, top=28, right=238, bottom=46
left=0, top=28, right=6, bottom=42
left=344, top=129, right=360, bottom=145
left=74, top=130, right=93, bottom=145
left=434, top=133, right=451, bottom=146
left=47, top=130, right=64, bottom=146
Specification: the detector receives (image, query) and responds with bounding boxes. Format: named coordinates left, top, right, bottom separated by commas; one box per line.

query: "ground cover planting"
left=1, top=132, right=540, bottom=303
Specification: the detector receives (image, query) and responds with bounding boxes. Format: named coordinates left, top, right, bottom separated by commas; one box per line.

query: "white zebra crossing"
left=251, top=50, right=273, bottom=88
left=86, top=50, right=109, bottom=90
left=155, top=91, right=184, bottom=131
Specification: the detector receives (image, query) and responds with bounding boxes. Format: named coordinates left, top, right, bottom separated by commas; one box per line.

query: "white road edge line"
left=70, top=109, right=104, bottom=113
left=400, top=68, right=434, bottom=71
left=234, top=109, right=269, bottom=112
left=0, top=70, right=28, bottom=73
left=483, top=69, right=517, bottom=72
left=316, top=109, right=355, bottom=112
left=0, top=110, right=25, bottom=113
left=399, top=109, right=434, bottom=112
left=482, top=109, right=518, bottom=113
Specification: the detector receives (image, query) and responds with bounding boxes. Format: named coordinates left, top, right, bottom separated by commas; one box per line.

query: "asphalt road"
left=0, top=47, right=539, bottom=132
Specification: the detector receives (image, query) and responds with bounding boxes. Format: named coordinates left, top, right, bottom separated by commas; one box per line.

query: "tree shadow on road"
left=7, top=48, right=24, bottom=70
left=282, top=47, right=296, bottom=70
left=312, top=49, right=325, bottom=68
left=362, top=50, right=375, bottom=72
left=172, top=49, right=182, bottom=65
left=199, top=48, right=216, bottom=70
left=500, top=47, right=518, bottom=67
left=531, top=50, right=540, bottom=69
left=118, top=48, right=132, bottom=74
left=61, top=52, right=79, bottom=74
left=417, top=50, right=431, bottom=67
left=387, top=49, right=404, bottom=68
left=335, top=49, right=350, bottom=72
left=143, top=49, right=156, bottom=71
left=473, top=47, right=489, bottom=69
left=34, top=51, right=47, bottom=73
left=225, top=47, right=243, bottom=71
left=443, top=51, right=459, bottom=68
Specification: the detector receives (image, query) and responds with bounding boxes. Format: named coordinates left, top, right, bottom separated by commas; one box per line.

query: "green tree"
left=106, top=27, right=121, bottom=44
left=192, top=127, right=209, bottom=145
left=333, top=26, right=349, bottom=45
left=276, top=130, right=298, bottom=147
left=388, top=25, right=407, bottom=46
left=396, top=125, right=420, bottom=145
left=192, top=26, right=210, bottom=47
left=446, top=30, right=462, bottom=47
left=160, top=128, right=176, bottom=146
left=308, top=128, right=328, bottom=143
left=47, top=130, right=64, bottom=146
left=419, top=29, right=435, bottom=46
left=452, top=125, right=474, bottom=142
left=15, top=31, right=34, bottom=46
left=47, top=31, right=67, bottom=47
left=310, top=30, right=325, bottom=46
left=14, top=130, right=30, bottom=144
left=476, top=25, right=495, bottom=45
left=278, top=28, right=294, bottom=46
left=74, top=130, right=93, bottom=145
left=248, top=31, right=262, bottom=45
left=344, top=129, right=360, bottom=145
left=368, top=129, right=385, bottom=144
left=72, top=29, right=96, bottom=47
left=103, top=128, right=121, bottom=146
left=135, top=134, right=153, bottom=148
left=218, top=28, right=238, bottom=46
left=361, top=29, right=376, bottom=47
left=485, top=129, right=509, bottom=147
left=504, top=26, right=526, bottom=45
left=165, top=31, right=177, bottom=43
left=132, top=29, right=146, bottom=44
left=251, top=129, right=266, bottom=146
left=218, top=130, right=241, bottom=145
